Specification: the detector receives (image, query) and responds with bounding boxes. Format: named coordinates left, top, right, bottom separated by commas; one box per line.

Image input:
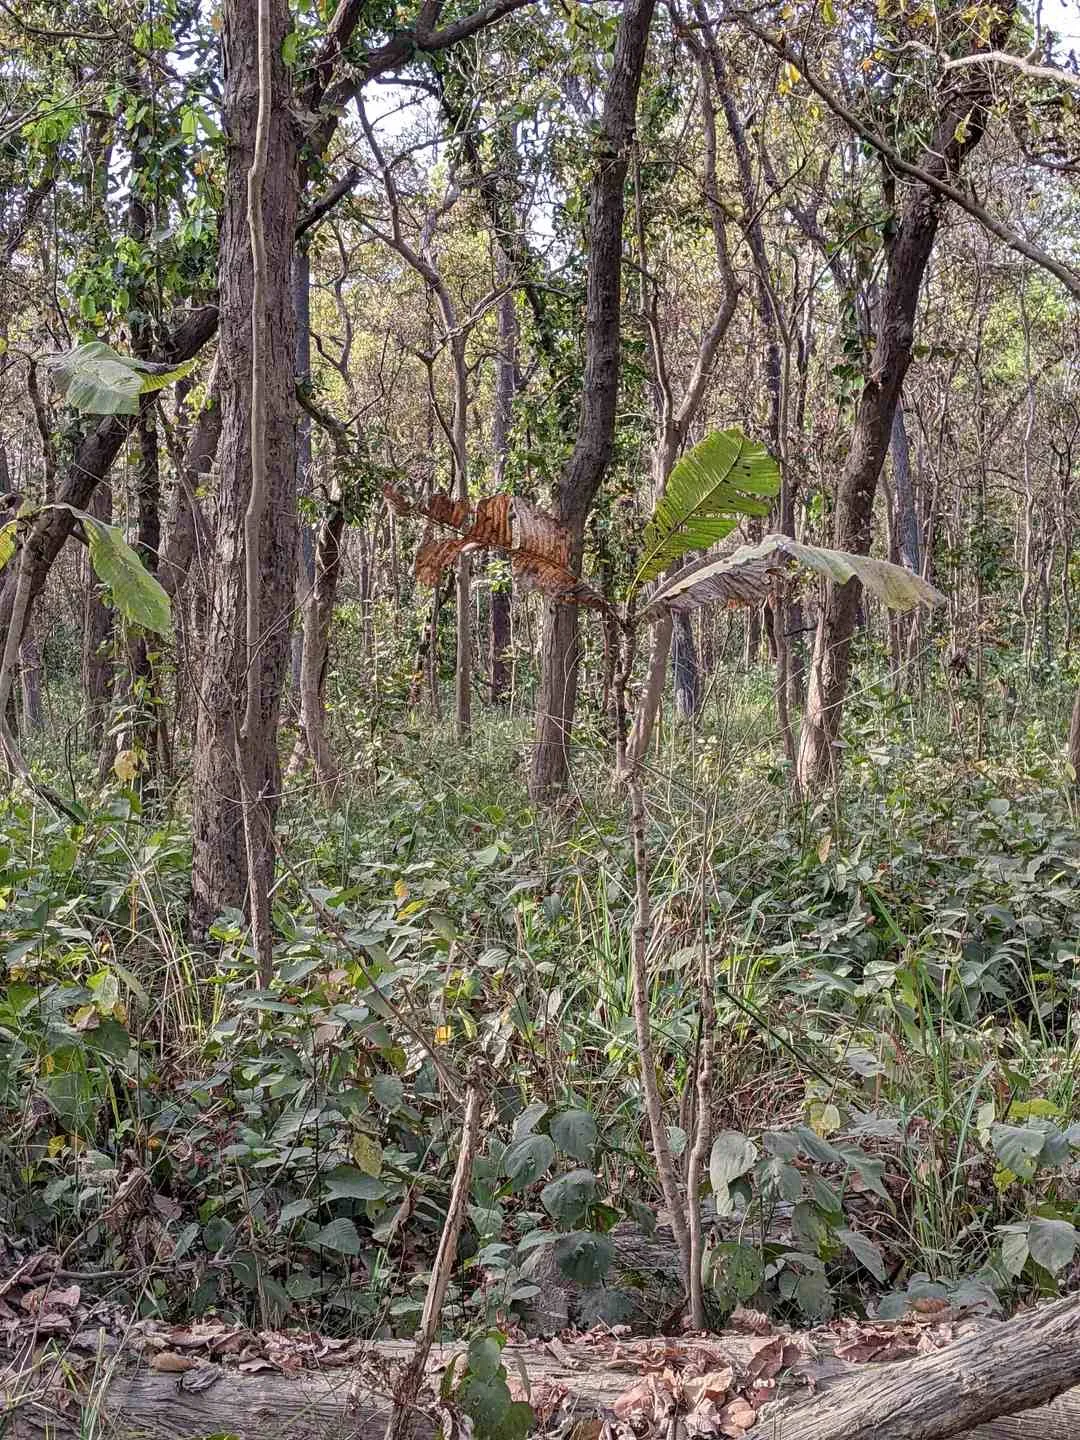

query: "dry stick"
left=238, top=0, right=275, bottom=987
left=383, top=1086, right=483, bottom=1440
left=613, top=623, right=692, bottom=1289
left=685, top=945, right=715, bottom=1330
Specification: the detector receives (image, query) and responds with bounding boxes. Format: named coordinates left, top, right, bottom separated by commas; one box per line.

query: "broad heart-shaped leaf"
left=836, top=1226, right=887, bottom=1282
left=636, top=429, right=779, bottom=587
left=710, top=1131, right=758, bottom=1214
left=502, top=1133, right=556, bottom=1192
left=553, top=1230, right=613, bottom=1285
left=706, top=1241, right=764, bottom=1311
left=549, top=1108, right=598, bottom=1162
left=640, top=533, right=944, bottom=623
left=48, top=341, right=197, bottom=416
left=55, top=505, right=171, bottom=635
left=1027, top=1217, right=1079, bottom=1275
left=541, top=1168, right=597, bottom=1227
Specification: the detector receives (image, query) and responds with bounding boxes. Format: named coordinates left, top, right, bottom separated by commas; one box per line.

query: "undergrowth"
left=2, top=660, right=1080, bottom=1339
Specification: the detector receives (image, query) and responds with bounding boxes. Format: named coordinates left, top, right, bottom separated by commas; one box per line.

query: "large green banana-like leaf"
left=47, top=341, right=197, bottom=416
left=634, top=428, right=780, bottom=590
left=639, top=533, right=944, bottom=623
left=56, top=504, right=172, bottom=635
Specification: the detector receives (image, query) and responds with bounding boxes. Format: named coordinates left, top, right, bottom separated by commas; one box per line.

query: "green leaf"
left=991, top=1123, right=1046, bottom=1180
left=1027, top=1217, right=1078, bottom=1275
left=706, top=1241, right=764, bottom=1311
left=553, top=1230, right=613, bottom=1285
left=641, top=533, right=944, bottom=623
left=836, top=1226, right=887, bottom=1282
left=502, top=1134, right=555, bottom=1191
left=372, top=1074, right=404, bottom=1111
left=322, top=1165, right=387, bottom=1201
left=47, top=340, right=197, bottom=416
left=541, top=1168, right=597, bottom=1227
left=467, top=1335, right=504, bottom=1382
left=311, top=1218, right=362, bottom=1254
left=999, top=1224, right=1030, bottom=1277
left=550, top=1108, right=597, bottom=1162
left=0, top=519, right=17, bottom=570
left=710, top=1130, right=758, bottom=1213
left=637, top=429, right=780, bottom=586
left=55, top=504, right=171, bottom=635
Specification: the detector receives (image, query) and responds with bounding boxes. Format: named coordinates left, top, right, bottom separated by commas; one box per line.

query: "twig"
left=383, top=1086, right=483, bottom=1440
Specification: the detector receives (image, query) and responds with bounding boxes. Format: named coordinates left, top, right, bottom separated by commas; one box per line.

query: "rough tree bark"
left=489, top=263, right=517, bottom=704
left=528, top=0, right=657, bottom=798
left=795, top=4, right=1016, bottom=790
left=189, top=0, right=299, bottom=942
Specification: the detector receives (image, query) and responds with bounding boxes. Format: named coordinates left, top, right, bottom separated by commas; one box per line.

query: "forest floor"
left=2, top=661, right=1080, bottom=1435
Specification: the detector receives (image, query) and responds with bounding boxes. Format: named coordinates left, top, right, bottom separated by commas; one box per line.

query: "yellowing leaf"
left=435, top=1025, right=452, bottom=1044
left=351, top=1133, right=383, bottom=1177
left=817, top=833, right=833, bottom=864
left=114, top=749, right=139, bottom=783
left=809, top=1101, right=841, bottom=1137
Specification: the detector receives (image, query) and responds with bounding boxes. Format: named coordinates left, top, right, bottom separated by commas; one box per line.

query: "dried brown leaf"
left=728, top=1309, right=773, bottom=1335
left=416, top=536, right=466, bottom=585
left=150, top=1350, right=197, bottom=1373
left=682, top=1368, right=734, bottom=1407
left=471, top=493, right=513, bottom=550
left=744, top=1336, right=785, bottom=1382
left=717, top=1397, right=758, bottom=1436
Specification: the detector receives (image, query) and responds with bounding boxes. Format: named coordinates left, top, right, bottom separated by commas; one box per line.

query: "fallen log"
left=5, top=1297, right=1080, bottom=1440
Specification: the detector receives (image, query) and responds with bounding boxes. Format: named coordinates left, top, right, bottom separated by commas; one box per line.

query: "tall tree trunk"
left=796, top=17, right=1014, bottom=790
left=528, top=0, right=658, bottom=798
left=291, top=249, right=315, bottom=708
left=82, top=484, right=114, bottom=747
left=189, top=0, right=299, bottom=940
left=489, top=271, right=517, bottom=705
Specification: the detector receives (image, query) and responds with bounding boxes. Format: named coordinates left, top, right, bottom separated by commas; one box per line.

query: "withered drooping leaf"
left=511, top=553, right=609, bottom=610
left=640, top=533, right=945, bottom=623
left=390, top=481, right=611, bottom=610
left=470, top=493, right=513, bottom=551
left=416, top=536, right=467, bottom=585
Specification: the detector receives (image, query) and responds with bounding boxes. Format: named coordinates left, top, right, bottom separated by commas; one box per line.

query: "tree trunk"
left=1068, top=687, right=1080, bottom=788
left=528, top=0, right=657, bottom=799
left=796, top=20, right=1014, bottom=790
left=82, top=484, right=114, bottom=748
left=291, top=249, right=315, bottom=709
left=490, top=274, right=517, bottom=705
left=22, top=1298, right=1080, bottom=1440
left=189, top=0, right=299, bottom=940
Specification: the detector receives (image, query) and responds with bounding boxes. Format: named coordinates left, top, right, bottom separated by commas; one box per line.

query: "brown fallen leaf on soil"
left=716, top=1396, right=758, bottom=1436
left=150, top=1350, right=197, bottom=1373
left=728, top=1309, right=773, bottom=1335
